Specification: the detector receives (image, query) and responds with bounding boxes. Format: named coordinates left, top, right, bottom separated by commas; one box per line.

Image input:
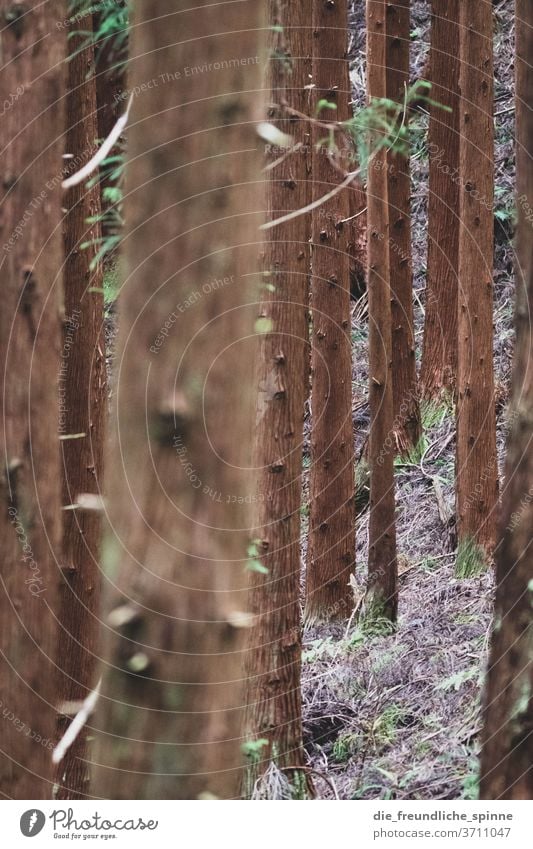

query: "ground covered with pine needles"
left=301, top=0, right=515, bottom=800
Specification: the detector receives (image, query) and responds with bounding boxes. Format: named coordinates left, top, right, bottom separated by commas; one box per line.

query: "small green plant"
left=394, top=434, right=429, bottom=467
left=437, top=666, right=480, bottom=693
left=333, top=732, right=360, bottom=763
left=462, top=757, right=480, bottom=800
left=420, top=399, right=451, bottom=431
left=420, top=555, right=439, bottom=573
left=343, top=80, right=449, bottom=176
left=347, top=613, right=395, bottom=650
left=372, top=704, right=406, bottom=748
left=455, top=537, right=488, bottom=579
left=69, top=0, right=129, bottom=69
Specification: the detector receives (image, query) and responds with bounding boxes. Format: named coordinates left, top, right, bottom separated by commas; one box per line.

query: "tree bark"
left=456, top=0, right=499, bottom=553
left=385, top=0, right=421, bottom=453
left=479, top=0, right=533, bottom=800
left=366, top=0, right=398, bottom=622
left=305, top=0, right=355, bottom=625
left=93, top=0, right=265, bottom=800
left=419, top=1, right=460, bottom=400
left=55, top=13, right=106, bottom=800
left=0, top=0, right=66, bottom=799
left=244, top=0, right=312, bottom=795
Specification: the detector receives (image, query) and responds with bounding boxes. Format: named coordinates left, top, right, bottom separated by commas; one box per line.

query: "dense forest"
left=0, top=0, right=531, bottom=803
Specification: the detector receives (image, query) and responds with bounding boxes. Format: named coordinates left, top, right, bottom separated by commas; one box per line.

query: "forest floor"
left=301, top=0, right=516, bottom=800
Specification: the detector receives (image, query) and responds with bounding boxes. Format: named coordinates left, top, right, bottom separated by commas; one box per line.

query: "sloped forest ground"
left=301, top=0, right=516, bottom=800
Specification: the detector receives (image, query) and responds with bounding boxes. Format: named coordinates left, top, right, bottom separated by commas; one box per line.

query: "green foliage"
left=81, top=153, right=125, bottom=269
left=342, top=80, right=449, bottom=176
left=372, top=704, right=406, bottom=748
left=455, top=537, right=488, bottom=579
left=333, top=732, right=360, bottom=763
left=69, top=0, right=129, bottom=69
left=494, top=185, right=516, bottom=232
left=420, top=399, right=452, bottom=431
left=395, top=434, right=429, bottom=467
left=351, top=783, right=394, bottom=800
left=419, top=555, right=440, bottom=573
left=348, top=614, right=395, bottom=650
left=437, top=666, right=480, bottom=693
left=461, top=757, right=480, bottom=800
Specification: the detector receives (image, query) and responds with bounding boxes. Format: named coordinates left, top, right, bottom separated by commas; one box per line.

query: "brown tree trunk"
left=305, top=0, right=355, bottom=625
left=385, top=0, right=421, bottom=454
left=0, top=1, right=66, bottom=799
left=92, top=0, right=265, bottom=801
left=479, top=0, right=533, bottom=800
left=366, top=0, right=398, bottom=622
left=55, top=13, right=106, bottom=801
left=244, top=0, right=312, bottom=795
left=456, top=0, right=499, bottom=553
left=419, top=1, right=460, bottom=400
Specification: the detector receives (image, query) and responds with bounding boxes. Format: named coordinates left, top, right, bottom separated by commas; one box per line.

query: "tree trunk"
left=305, top=0, right=355, bottom=625
left=93, top=0, right=265, bottom=800
left=244, top=0, right=312, bottom=795
left=419, top=1, right=460, bottom=400
left=0, top=1, right=65, bottom=799
left=366, top=0, right=398, bottom=622
left=456, top=0, right=499, bottom=553
left=479, top=0, right=533, bottom=800
left=55, top=13, right=106, bottom=801
left=385, top=0, right=421, bottom=454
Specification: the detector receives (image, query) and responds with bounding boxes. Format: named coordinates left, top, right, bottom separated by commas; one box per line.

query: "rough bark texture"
left=55, top=14, right=106, bottom=800
left=244, top=0, right=311, bottom=794
left=0, top=0, right=65, bottom=799
left=305, top=0, right=355, bottom=625
left=419, top=1, right=460, bottom=399
left=456, top=0, right=499, bottom=552
left=347, top=177, right=368, bottom=300
left=93, top=0, right=265, bottom=800
left=385, top=0, right=421, bottom=454
left=366, top=0, right=398, bottom=621
left=480, top=0, right=533, bottom=800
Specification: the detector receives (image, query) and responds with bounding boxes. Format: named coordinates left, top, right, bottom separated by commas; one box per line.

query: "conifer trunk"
left=456, top=0, right=499, bottom=553
left=479, top=0, right=533, bottom=799
left=244, top=0, right=312, bottom=794
left=93, top=0, right=265, bottom=800
left=385, top=0, right=421, bottom=453
left=305, top=0, right=355, bottom=624
left=419, top=1, right=460, bottom=399
left=366, top=0, right=398, bottom=621
left=0, top=0, right=66, bottom=799
left=55, top=12, right=106, bottom=800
